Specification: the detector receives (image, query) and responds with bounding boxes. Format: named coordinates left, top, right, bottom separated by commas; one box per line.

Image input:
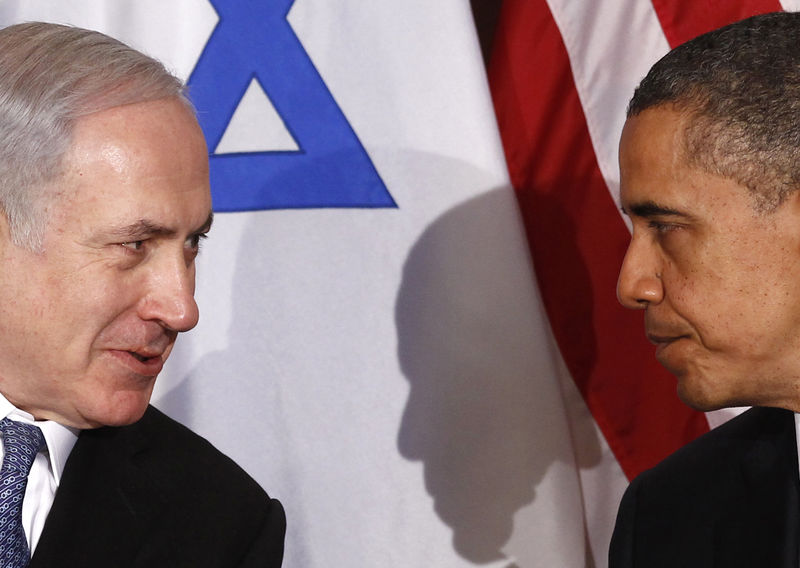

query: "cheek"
left=694, top=280, right=797, bottom=355
left=664, top=267, right=748, bottom=343
left=56, top=272, right=141, bottom=335
left=666, top=236, right=760, bottom=313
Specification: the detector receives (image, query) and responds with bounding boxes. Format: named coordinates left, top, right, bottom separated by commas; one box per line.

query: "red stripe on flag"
left=488, top=0, right=709, bottom=480
left=652, top=0, right=783, bottom=48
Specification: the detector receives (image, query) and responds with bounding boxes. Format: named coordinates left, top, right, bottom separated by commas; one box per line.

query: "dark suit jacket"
left=28, top=406, right=285, bottom=567
left=609, top=406, right=800, bottom=567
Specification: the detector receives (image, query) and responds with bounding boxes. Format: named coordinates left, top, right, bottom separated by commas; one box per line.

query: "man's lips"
left=646, top=333, right=689, bottom=356
left=108, top=349, right=165, bottom=376
left=646, top=333, right=682, bottom=344
left=96, top=323, right=174, bottom=376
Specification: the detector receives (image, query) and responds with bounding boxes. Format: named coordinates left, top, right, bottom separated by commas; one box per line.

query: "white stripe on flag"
left=545, top=0, right=669, bottom=207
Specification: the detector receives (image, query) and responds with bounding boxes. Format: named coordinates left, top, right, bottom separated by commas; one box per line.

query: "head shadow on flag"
left=396, top=187, right=602, bottom=565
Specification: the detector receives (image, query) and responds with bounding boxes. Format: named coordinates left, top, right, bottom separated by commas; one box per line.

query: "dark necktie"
left=0, top=418, right=44, bottom=568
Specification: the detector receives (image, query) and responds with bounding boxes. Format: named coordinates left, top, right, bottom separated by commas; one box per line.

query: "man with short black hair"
left=611, top=11, right=800, bottom=567
left=0, top=22, right=285, bottom=567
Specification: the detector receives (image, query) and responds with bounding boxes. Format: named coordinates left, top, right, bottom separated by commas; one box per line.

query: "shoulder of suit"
left=122, top=405, right=274, bottom=503
left=632, top=406, right=794, bottom=491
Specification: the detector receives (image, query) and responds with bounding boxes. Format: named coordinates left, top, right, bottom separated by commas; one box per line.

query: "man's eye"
left=648, top=220, right=680, bottom=234
left=120, top=240, right=144, bottom=251
left=186, top=233, right=208, bottom=251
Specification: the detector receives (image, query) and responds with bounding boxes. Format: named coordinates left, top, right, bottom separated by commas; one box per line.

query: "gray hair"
left=628, top=11, right=800, bottom=212
left=0, top=21, right=191, bottom=250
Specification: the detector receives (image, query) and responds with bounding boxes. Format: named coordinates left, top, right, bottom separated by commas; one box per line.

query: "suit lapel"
left=713, top=408, right=799, bottom=568
left=30, top=416, right=166, bottom=568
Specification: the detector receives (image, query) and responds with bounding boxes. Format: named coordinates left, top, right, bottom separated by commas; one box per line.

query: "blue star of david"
left=187, top=0, right=396, bottom=211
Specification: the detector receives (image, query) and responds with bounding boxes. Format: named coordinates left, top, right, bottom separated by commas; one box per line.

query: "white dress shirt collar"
left=794, top=412, right=800, bottom=481
left=0, top=392, right=79, bottom=484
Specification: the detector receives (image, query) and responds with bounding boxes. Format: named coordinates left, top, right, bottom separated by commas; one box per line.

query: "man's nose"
left=616, top=238, right=664, bottom=309
left=139, top=254, right=200, bottom=332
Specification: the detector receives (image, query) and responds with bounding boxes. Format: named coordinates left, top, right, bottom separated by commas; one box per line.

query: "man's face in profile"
left=0, top=97, right=212, bottom=429
left=617, top=105, right=800, bottom=412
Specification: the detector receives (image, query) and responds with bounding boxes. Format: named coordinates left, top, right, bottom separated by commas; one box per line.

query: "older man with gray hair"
left=0, top=22, right=285, bottom=567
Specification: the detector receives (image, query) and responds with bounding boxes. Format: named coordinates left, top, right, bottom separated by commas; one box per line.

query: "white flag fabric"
left=0, top=2, right=598, bottom=566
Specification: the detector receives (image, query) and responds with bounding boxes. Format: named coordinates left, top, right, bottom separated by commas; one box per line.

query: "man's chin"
left=75, top=392, right=152, bottom=429
left=657, top=354, right=719, bottom=411
left=677, top=389, right=726, bottom=412
left=92, top=407, right=149, bottom=428
left=675, top=373, right=746, bottom=413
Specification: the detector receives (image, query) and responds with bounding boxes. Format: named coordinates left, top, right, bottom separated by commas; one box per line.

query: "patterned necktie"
left=0, top=418, right=44, bottom=568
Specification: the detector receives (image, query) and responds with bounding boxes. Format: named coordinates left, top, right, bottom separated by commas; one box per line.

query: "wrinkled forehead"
left=44, top=99, right=210, bottom=230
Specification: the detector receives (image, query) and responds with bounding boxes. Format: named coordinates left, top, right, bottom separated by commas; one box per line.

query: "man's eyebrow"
left=109, top=212, right=214, bottom=239
left=109, top=219, right=175, bottom=239
left=621, top=201, right=691, bottom=219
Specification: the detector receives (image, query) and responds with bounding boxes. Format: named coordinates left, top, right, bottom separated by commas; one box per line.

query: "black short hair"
left=629, top=12, right=800, bottom=211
